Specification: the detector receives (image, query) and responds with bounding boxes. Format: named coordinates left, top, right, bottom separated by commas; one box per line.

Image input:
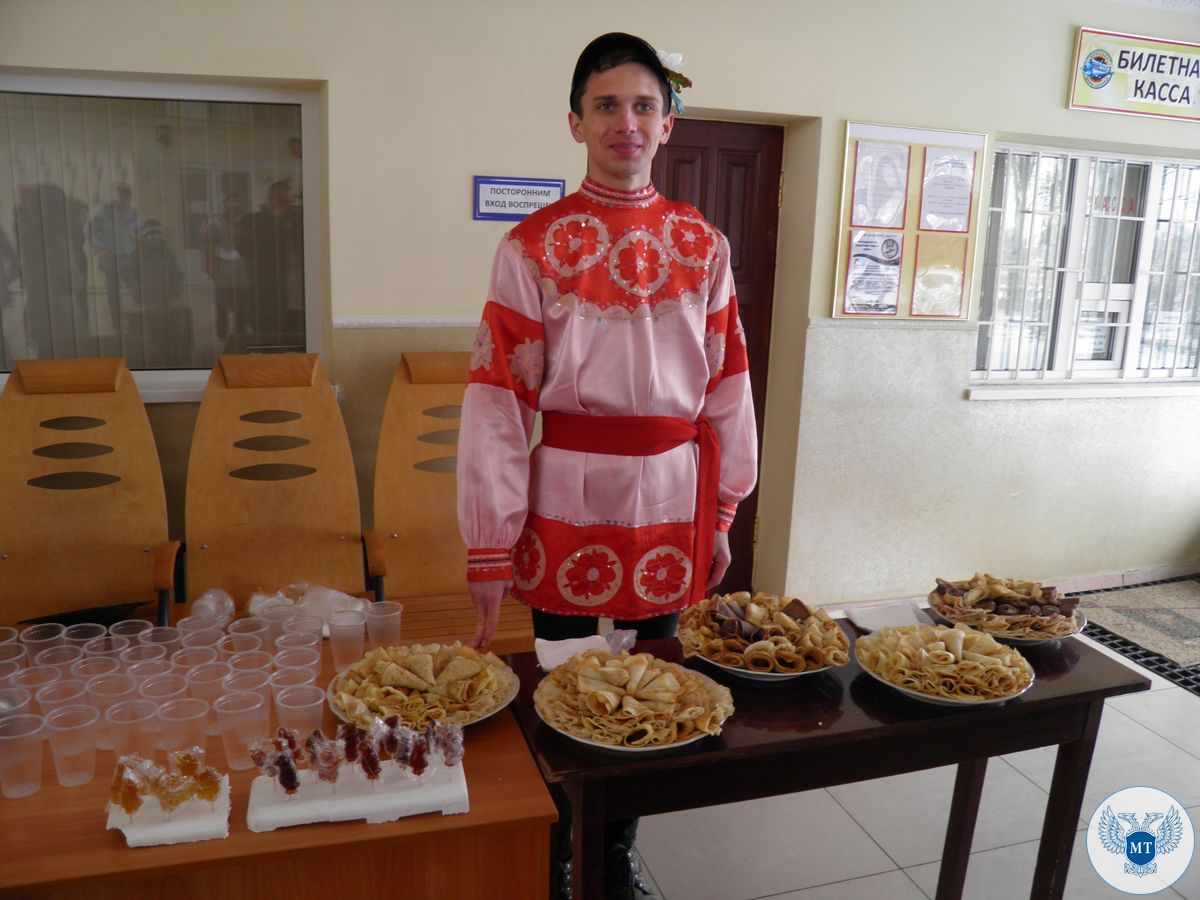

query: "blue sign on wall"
left=473, top=176, right=566, bottom=222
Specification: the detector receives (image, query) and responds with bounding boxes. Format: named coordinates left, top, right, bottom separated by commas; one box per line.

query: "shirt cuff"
left=467, top=547, right=513, bottom=582
left=716, top=501, right=738, bottom=533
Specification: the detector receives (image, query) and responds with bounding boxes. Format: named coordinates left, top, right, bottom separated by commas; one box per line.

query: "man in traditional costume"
left=457, top=32, right=758, bottom=899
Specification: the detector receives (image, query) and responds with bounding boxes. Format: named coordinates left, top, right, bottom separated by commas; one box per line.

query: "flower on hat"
left=656, top=50, right=692, bottom=114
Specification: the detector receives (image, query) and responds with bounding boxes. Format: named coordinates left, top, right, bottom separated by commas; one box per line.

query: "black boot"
left=551, top=858, right=573, bottom=900
left=603, top=843, right=660, bottom=899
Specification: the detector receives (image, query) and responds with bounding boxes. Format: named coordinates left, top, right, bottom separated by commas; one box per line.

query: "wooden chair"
left=371, top=352, right=533, bottom=653
left=185, top=354, right=382, bottom=607
left=0, top=358, right=179, bottom=626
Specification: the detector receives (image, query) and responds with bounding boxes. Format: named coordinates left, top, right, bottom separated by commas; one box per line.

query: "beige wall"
left=6, top=0, right=1199, bottom=603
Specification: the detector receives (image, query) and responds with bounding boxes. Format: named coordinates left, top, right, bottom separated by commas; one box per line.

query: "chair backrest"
left=0, top=358, right=169, bottom=625
left=185, top=354, right=364, bottom=603
left=373, top=352, right=470, bottom=598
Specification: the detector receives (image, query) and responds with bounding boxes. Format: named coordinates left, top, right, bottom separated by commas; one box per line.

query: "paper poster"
left=911, top=234, right=967, bottom=317
left=851, top=141, right=910, bottom=229
left=920, top=148, right=975, bottom=232
left=844, top=230, right=903, bottom=315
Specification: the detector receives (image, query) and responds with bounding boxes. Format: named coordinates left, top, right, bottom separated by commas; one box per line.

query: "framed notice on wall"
left=833, top=122, right=986, bottom=319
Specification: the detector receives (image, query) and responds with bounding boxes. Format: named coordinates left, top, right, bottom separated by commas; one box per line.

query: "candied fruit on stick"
left=194, top=766, right=222, bottom=804
left=409, top=735, right=428, bottom=777
left=276, top=726, right=303, bottom=763
left=169, top=746, right=205, bottom=777
left=338, top=722, right=359, bottom=763
left=155, top=772, right=196, bottom=815
left=277, top=751, right=300, bottom=796
left=119, top=773, right=143, bottom=818
left=109, top=761, right=128, bottom=807
left=249, top=739, right=281, bottom=777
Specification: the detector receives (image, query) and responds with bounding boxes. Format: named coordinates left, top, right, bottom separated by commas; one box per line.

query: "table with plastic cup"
left=0, top=634, right=554, bottom=899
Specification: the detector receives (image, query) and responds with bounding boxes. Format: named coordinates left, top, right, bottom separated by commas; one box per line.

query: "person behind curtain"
left=237, top=178, right=303, bottom=344
left=16, top=183, right=84, bottom=358
left=201, top=191, right=246, bottom=345
left=85, top=182, right=140, bottom=345
left=119, top=220, right=189, bottom=368
left=456, top=32, right=758, bottom=900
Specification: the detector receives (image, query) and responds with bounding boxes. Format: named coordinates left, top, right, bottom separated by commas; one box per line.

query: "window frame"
left=0, top=70, right=325, bottom=402
left=971, top=141, right=1200, bottom=399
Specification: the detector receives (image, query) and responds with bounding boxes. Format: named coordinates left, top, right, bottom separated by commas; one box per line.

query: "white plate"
left=532, top=702, right=714, bottom=754
left=695, top=654, right=839, bottom=683
left=845, top=602, right=934, bottom=633
left=927, top=607, right=1087, bottom=645
left=855, top=654, right=1035, bottom=707
left=327, top=669, right=520, bottom=728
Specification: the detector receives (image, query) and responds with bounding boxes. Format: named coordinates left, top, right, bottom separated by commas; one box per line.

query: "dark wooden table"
left=507, top=628, right=1150, bottom=900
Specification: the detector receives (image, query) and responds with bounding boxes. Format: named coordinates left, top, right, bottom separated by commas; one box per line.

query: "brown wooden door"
left=652, top=119, right=783, bottom=593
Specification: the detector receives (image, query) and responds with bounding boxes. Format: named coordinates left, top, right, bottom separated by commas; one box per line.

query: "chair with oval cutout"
left=185, top=353, right=383, bottom=608
left=370, top=352, right=533, bottom=653
left=0, top=358, right=179, bottom=627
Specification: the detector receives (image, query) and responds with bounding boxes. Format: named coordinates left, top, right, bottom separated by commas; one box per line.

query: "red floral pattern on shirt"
left=633, top=546, right=692, bottom=605
left=556, top=545, right=622, bottom=607
left=608, top=231, right=669, bottom=297
left=512, top=528, right=546, bottom=591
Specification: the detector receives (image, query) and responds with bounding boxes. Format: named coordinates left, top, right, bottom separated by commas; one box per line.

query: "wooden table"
left=507, top=630, right=1150, bottom=900
left=0, top=646, right=556, bottom=899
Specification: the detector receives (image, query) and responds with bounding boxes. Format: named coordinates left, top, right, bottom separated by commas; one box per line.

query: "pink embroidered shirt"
left=457, top=178, right=757, bottom=620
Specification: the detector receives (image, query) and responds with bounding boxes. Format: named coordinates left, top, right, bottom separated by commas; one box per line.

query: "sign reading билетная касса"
left=1070, top=27, right=1200, bottom=123
left=473, top=176, right=566, bottom=222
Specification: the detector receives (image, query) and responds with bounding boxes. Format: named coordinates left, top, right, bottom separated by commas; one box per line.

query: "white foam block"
left=245, top=762, right=469, bottom=833
left=105, top=775, right=231, bottom=847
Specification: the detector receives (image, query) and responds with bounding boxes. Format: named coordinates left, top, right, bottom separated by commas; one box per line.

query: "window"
left=974, top=145, right=1200, bottom=391
left=0, top=74, right=321, bottom=400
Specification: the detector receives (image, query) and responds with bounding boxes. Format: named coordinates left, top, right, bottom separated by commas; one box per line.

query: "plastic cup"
left=86, top=673, right=137, bottom=750
left=220, top=670, right=271, bottom=706
left=213, top=691, right=268, bottom=770
left=126, top=660, right=173, bottom=684
left=216, top=633, right=263, bottom=660
left=187, top=662, right=231, bottom=736
left=273, top=647, right=320, bottom=674
left=269, top=666, right=318, bottom=701
left=106, top=699, right=160, bottom=760
left=10, top=665, right=61, bottom=702
left=110, top=618, right=154, bottom=640
left=19, top=623, right=65, bottom=658
left=227, top=617, right=271, bottom=640
left=34, top=679, right=88, bottom=715
left=70, top=656, right=120, bottom=680
left=0, top=714, right=45, bottom=798
left=328, top=610, right=366, bottom=672
left=0, top=626, right=19, bottom=645
left=44, top=704, right=100, bottom=787
left=0, top=643, right=27, bottom=668
left=176, top=615, right=220, bottom=634
left=180, top=629, right=224, bottom=651
left=62, top=623, right=107, bottom=648
left=138, top=673, right=189, bottom=705
left=228, top=650, right=273, bottom=676
left=275, top=684, right=325, bottom=736
left=170, top=646, right=218, bottom=676
left=120, top=644, right=167, bottom=668
left=138, top=626, right=182, bottom=658
left=275, top=631, right=320, bottom=652
left=365, top=601, right=403, bottom=649
left=0, top=660, right=21, bottom=686
left=156, top=698, right=209, bottom=754
left=82, top=635, right=130, bottom=662
left=0, top=687, right=32, bottom=718
left=282, top=614, right=325, bottom=637
left=33, top=644, right=83, bottom=679
left=260, top=606, right=298, bottom=646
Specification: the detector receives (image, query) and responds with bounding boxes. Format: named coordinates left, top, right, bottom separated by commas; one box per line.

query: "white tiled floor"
left=636, top=636, right=1200, bottom=899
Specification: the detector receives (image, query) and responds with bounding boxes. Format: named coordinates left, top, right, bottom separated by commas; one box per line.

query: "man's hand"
left=468, top=579, right=509, bottom=649
left=707, top=530, right=731, bottom=589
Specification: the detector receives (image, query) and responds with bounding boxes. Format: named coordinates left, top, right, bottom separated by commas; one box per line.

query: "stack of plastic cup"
left=0, top=714, right=46, bottom=798
left=214, top=691, right=268, bottom=770
left=106, top=699, right=160, bottom=760
left=35, top=679, right=88, bottom=715
left=259, top=606, right=298, bottom=646
left=328, top=610, right=366, bottom=672
left=43, top=705, right=100, bottom=787
left=62, top=623, right=107, bottom=648
left=365, top=601, right=404, bottom=650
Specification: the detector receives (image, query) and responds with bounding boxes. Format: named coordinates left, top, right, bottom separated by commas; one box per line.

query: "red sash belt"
left=540, top=411, right=719, bottom=605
